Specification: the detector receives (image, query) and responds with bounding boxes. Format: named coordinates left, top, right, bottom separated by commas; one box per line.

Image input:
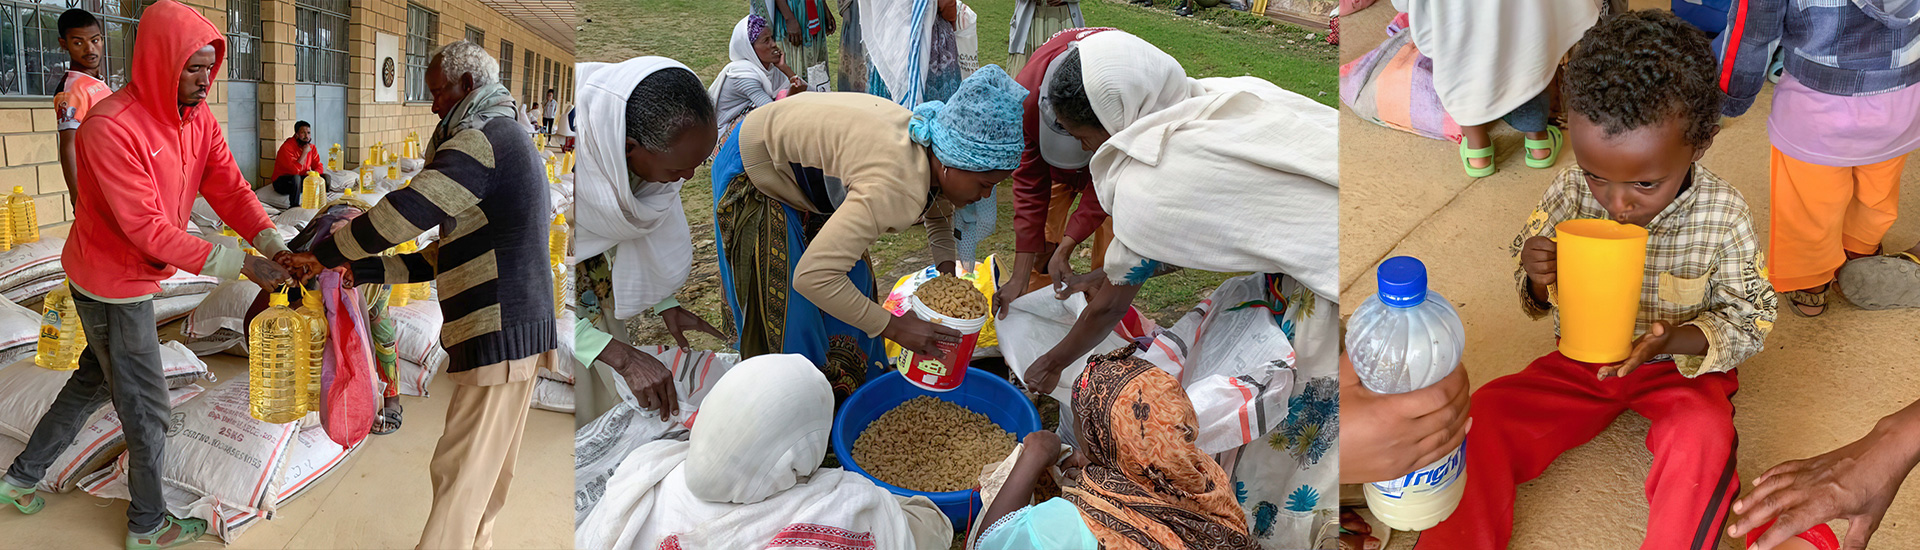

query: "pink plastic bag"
left=318, top=272, right=376, bottom=447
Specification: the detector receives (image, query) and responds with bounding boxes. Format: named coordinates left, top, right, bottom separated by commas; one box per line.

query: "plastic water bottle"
left=35, top=281, right=83, bottom=370
left=249, top=291, right=304, bottom=424
left=1346, top=256, right=1468, bottom=531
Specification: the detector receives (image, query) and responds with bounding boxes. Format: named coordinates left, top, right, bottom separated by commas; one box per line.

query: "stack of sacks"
left=0, top=343, right=216, bottom=492
left=572, top=345, right=741, bottom=522
left=179, top=279, right=262, bottom=356
left=79, top=376, right=364, bottom=543
left=153, top=271, right=222, bottom=325
left=531, top=275, right=574, bottom=413
left=389, top=299, right=447, bottom=397
left=0, top=296, right=48, bottom=366
left=325, top=167, right=358, bottom=192
left=0, top=239, right=68, bottom=305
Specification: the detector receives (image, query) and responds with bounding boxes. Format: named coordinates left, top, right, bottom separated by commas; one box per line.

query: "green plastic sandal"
left=1, top=478, right=42, bottom=515
left=1525, top=126, right=1564, bottom=169
left=126, top=515, right=208, bottom=550
left=1460, top=141, right=1496, bottom=178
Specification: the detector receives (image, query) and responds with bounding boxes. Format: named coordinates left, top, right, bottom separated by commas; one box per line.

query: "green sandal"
left=127, top=514, right=209, bottom=550
left=2, top=478, right=42, bottom=515
left=1525, top=126, right=1565, bottom=169
left=1460, top=141, right=1496, bottom=178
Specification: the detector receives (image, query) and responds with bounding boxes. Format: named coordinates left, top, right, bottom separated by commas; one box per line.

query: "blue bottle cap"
left=1377, top=256, right=1428, bottom=308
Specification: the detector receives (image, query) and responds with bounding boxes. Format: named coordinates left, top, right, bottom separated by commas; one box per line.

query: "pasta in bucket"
left=900, top=276, right=989, bottom=391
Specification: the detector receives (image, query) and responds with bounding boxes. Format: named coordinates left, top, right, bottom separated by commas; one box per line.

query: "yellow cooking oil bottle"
left=327, top=143, right=342, bottom=171
left=35, top=281, right=83, bottom=371
left=551, top=213, right=569, bottom=317
left=562, top=150, right=575, bottom=174
left=387, top=165, right=400, bottom=183
left=294, top=288, right=328, bottom=413
left=0, top=189, right=14, bottom=253
left=301, top=171, right=325, bottom=210
left=9, top=186, right=36, bottom=246
left=249, top=290, right=304, bottom=423
left=390, top=240, right=417, bottom=308
left=358, top=163, right=373, bottom=193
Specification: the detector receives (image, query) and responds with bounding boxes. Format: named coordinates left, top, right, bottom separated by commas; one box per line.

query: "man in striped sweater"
left=283, top=40, right=555, bottom=550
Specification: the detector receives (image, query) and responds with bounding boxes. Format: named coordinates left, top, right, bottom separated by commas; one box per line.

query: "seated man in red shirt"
left=270, top=120, right=325, bottom=205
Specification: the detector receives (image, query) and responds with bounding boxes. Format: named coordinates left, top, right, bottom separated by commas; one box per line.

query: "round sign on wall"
left=382, top=57, right=397, bottom=88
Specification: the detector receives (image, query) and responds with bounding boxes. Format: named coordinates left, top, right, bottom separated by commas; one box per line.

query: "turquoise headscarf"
left=906, top=64, right=1028, bottom=172
left=977, top=498, right=1099, bottom=550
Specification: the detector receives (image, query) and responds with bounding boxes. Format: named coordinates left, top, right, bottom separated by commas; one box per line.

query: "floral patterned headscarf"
left=1063, top=347, right=1257, bottom=550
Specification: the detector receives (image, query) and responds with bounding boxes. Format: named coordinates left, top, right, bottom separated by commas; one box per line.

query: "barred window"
left=405, top=3, right=437, bottom=102
left=499, top=40, right=513, bottom=95
left=226, top=0, right=262, bottom=82
left=295, top=0, right=349, bottom=85
left=464, top=25, right=482, bottom=46
left=521, top=49, right=532, bottom=102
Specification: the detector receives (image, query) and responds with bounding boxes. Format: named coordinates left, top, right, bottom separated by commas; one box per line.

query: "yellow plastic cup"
left=1554, top=219, right=1649, bottom=364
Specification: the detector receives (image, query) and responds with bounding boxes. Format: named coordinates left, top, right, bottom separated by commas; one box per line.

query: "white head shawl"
left=684, top=354, right=833, bottom=504
left=708, top=17, right=781, bottom=107
left=1079, top=32, right=1341, bottom=300
left=859, top=0, right=938, bottom=106
left=1077, top=31, right=1206, bottom=135
left=573, top=57, right=698, bottom=319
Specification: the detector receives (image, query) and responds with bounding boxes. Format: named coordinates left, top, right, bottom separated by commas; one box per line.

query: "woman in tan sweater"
left=710, top=65, right=1028, bottom=405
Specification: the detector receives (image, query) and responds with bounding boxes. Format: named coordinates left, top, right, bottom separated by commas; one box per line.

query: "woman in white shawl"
left=571, top=57, right=730, bottom=423
left=1014, top=31, right=1340, bottom=548
left=1399, top=0, right=1597, bottom=177
left=575, top=354, right=953, bottom=550
left=711, top=15, right=808, bottom=137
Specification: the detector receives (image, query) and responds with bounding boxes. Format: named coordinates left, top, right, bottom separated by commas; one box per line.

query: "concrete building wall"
left=0, top=0, right=573, bottom=228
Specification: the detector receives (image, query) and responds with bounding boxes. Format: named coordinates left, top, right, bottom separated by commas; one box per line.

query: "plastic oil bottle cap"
left=11, top=186, right=21, bottom=193
left=1376, top=256, right=1429, bottom=308
left=269, top=291, right=289, bottom=307
left=554, top=213, right=566, bottom=225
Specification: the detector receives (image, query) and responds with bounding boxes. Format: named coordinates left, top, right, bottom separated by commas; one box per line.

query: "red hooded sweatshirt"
left=67, top=1, right=283, bottom=300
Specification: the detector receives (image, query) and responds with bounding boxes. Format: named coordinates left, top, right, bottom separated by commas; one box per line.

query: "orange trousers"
left=1025, top=182, right=1115, bottom=294
left=1767, top=147, right=1903, bottom=292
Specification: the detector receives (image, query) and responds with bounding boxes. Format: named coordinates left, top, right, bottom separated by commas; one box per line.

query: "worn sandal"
left=1837, top=252, right=1920, bottom=310
left=126, top=514, right=207, bottom=550
left=2, top=478, right=42, bottom=515
left=1460, top=141, right=1496, bottom=178
left=371, top=405, right=404, bottom=435
left=1784, top=283, right=1830, bottom=317
left=1524, top=126, right=1564, bottom=169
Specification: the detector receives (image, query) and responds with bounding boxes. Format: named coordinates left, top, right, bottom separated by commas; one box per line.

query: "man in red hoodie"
left=270, top=120, right=326, bottom=206
left=0, top=2, right=291, bottom=548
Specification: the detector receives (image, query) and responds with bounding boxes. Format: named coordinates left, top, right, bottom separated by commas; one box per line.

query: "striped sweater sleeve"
left=1716, top=0, right=1787, bottom=117
left=314, top=129, right=495, bottom=268
left=348, top=251, right=440, bottom=285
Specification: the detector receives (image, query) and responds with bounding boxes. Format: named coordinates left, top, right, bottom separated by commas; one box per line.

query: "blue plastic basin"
left=831, top=368, right=1042, bottom=534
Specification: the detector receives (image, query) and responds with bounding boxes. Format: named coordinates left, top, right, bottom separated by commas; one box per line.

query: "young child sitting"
left=1414, top=10, right=1780, bottom=549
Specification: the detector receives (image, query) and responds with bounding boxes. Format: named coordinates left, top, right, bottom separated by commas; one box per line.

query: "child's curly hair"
left=1563, top=9, right=1722, bottom=149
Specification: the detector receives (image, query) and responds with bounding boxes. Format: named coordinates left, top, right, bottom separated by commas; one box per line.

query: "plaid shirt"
left=1510, top=164, right=1777, bottom=377
left=1716, top=0, right=1920, bottom=117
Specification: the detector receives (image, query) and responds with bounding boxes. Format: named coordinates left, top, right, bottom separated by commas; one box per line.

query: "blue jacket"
left=1715, top=0, right=1920, bottom=117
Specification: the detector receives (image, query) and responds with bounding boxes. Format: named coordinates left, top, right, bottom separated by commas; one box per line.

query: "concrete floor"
left=0, top=324, right=575, bottom=549
left=1341, top=2, right=1920, bottom=548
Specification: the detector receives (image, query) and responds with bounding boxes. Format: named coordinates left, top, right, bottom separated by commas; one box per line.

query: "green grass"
left=579, top=0, right=1332, bottom=347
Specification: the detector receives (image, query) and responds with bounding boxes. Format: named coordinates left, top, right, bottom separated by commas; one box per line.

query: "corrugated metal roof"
left=476, top=0, right=578, bottom=54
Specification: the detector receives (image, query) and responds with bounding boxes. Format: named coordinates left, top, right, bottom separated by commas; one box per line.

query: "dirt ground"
left=1340, top=2, right=1920, bottom=548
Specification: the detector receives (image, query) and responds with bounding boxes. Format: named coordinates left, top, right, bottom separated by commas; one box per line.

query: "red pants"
left=1415, top=352, right=1740, bottom=550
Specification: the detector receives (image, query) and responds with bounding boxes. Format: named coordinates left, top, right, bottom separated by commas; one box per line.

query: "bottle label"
left=1368, top=440, right=1465, bottom=499
left=40, top=309, right=60, bottom=340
